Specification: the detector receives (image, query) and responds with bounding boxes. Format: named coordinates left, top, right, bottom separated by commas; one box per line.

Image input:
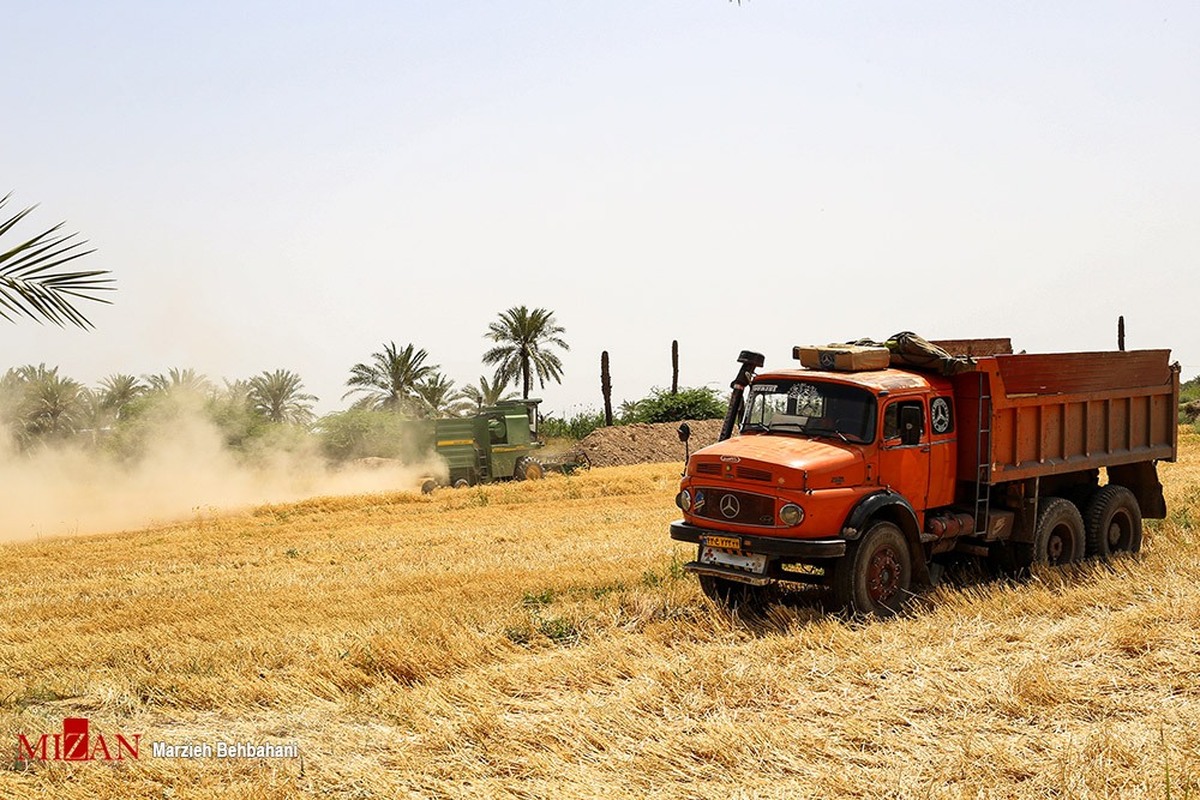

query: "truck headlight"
left=779, top=503, right=804, bottom=526
left=676, top=490, right=692, bottom=511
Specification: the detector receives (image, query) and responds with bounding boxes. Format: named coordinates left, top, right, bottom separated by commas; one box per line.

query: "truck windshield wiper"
left=765, top=421, right=805, bottom=433
left=806, top=425, right=850, bottom=443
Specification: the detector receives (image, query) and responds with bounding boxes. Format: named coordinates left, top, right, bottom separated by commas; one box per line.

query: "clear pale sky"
left=5, top=2, right=1198, bottom=418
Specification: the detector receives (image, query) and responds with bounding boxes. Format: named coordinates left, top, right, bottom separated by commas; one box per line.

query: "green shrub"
left=206, top=393, right=270, bottom=451
left=1180, top=375, right=1200, bottom=423
left=315, top=408, right=431, bottom=462
left=540, top=410, right=606, bottom=440
left=626, top=386, right=725, bottom=424
left=1181, top=374, right=1200, bottom=404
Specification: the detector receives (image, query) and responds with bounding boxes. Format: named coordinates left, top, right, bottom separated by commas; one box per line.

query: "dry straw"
left=2, top=435, right=1198, bottom=798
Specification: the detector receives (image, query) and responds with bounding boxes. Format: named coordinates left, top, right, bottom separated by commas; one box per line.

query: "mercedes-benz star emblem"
left=931, top=397, right=951, bottom=434
left=719, top=494, right=741, bottom=519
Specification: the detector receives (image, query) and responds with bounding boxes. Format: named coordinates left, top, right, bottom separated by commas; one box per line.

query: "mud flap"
left=1108, top=461, right=1167, bottom=519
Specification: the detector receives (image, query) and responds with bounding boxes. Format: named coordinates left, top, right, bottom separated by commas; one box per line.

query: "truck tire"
left=420, top=479, right=437, bottom=495
left=1023, top=497, right=1086, bottom=566
left=1084, top=485, right=1142, bottom=558
left=698, top=574, right=776, bottom=619
left=515, top=457, right=544, bottom=481
left=832, top=520, right=913, bottom=616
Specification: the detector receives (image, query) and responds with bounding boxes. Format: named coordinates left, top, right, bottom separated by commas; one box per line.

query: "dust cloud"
left=0, top=407, right=445, bottom=542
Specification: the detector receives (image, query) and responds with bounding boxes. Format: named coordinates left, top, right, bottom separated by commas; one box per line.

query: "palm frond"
left=0, top=193, right=114, bottom=328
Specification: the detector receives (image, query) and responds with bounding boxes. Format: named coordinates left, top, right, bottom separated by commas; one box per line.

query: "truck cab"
left=672, top=367, right=946, bottom=614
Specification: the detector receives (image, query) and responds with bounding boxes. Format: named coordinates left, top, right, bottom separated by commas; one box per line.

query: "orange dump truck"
left=670, top=338, right=1180, bottom=615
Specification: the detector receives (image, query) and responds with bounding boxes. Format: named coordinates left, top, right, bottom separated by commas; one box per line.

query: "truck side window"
left=883, top=401, right=924, bottom=441
left=488, top=417, right=507, bottom=444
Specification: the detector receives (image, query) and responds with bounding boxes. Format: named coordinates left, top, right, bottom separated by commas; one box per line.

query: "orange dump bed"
left=952, top=350, right=1179, bottom=483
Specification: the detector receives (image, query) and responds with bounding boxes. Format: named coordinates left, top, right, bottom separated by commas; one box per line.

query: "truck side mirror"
left=677, top=423, right=691, bottom=474
left=900, top=406, right=923, bottom=446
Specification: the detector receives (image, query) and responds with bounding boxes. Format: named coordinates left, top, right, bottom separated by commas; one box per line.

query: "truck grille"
left=736, top=466, right=772, bottom=482
left=692, top=463, right=772, bottom=482
left=694, top=488, right=776, bottom=527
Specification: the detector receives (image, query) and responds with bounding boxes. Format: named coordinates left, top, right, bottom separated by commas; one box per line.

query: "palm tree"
left=222, top=378, right=252, bottom=404
left=4, top=364, right=86, bottom=445
left=145, top=367, right=213, bottom=397
left=0, top=193, right=114, bottom=328
left=97, top=373, right=147, bottom=420
left=413, top=372, right=472, bottom=418
left=483, top=306, right=569, bottom=399
left=461, top=374, right=519, bottom=411
left=618, top=399, right=642, bottom=423
left=343, top=341, right=438, bottom=413
left=247, top=369, right=317, bottom=424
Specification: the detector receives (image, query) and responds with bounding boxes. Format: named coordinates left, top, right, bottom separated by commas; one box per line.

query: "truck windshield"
left=742, top=380, right=876, bottom=444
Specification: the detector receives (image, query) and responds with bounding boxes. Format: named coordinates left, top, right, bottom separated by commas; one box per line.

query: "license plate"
left=703, top=535, right=742, bottom=550
left=700, top=546, right=768, bottom=574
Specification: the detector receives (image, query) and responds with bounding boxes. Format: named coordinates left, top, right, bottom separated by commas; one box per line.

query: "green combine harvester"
left=418, top=399, right=573, bottom=492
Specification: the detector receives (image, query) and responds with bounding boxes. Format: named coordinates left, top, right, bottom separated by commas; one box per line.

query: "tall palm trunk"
left=672, top=340, right=679, bottom=395
left=522, top=346, right=532, bottom=399
left=601, top=351, right=612, bottom=426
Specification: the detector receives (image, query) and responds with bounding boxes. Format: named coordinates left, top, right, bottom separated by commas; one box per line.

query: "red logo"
left=15, top=718, right=140, bottom=764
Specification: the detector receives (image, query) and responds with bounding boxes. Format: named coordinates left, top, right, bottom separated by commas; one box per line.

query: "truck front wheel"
left=833, top=521, right=913, bottom=616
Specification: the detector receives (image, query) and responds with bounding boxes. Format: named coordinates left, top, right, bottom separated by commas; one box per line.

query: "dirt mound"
left=577, top=418, right=725, bottom=468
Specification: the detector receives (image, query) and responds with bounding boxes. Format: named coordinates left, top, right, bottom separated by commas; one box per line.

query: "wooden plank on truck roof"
left=929, top=337, right=1013, bottom=357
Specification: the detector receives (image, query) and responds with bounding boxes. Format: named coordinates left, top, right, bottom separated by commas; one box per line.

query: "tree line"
left=0, top=305, right=571, bottom=462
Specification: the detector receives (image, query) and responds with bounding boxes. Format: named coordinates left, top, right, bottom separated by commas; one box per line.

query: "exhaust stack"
left=718, top=350, right=765, bottom=441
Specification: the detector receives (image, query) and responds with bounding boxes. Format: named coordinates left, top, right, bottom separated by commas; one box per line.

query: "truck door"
left=926, top=395, right=957, bottom=509
left=879, top=399, right=930, bottom=512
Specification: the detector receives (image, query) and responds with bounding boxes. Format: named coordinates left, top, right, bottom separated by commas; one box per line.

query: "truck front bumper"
left=669, top=520, right=847, bottom=559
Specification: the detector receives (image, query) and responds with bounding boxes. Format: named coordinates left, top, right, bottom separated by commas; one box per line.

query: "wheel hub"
left=1047, top=534, right=1065, bottom=560
left=1107, top=510, right=1132, bottom=550
left=1046, top=522, right=1072, bottom=563
left=867, top=547, right=901, bottom=601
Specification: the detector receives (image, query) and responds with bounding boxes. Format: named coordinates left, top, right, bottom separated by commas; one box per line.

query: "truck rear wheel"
left=698, top=574, right=776, bottom=618
left=1084, top=485, right=1142, bottom=558
left=1024, top=497, right=1086, bottom=566
left=832, top=521, right=913, bottom=616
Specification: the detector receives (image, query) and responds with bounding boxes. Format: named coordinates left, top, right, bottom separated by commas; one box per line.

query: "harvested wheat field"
left=2, top=435, right=1199, bottom=799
